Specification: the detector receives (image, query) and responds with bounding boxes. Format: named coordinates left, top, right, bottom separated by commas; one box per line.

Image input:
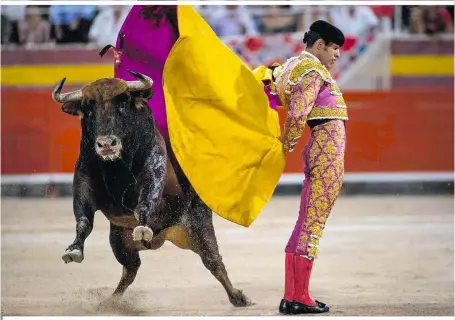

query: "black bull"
left=52, top=70, right=252, bottom=308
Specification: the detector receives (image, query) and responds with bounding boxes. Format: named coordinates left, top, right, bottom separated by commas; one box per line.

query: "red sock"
left=283, top=252, right=295, bottom=301
left=294, top=255, right=316, bottom=306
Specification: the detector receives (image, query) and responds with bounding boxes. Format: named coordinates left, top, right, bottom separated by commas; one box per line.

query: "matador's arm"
left=281, top=71, right=324, bottom=153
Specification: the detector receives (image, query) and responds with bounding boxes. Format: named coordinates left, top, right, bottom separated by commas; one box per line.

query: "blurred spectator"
left=369, top=5, right=394, bottom=34
left=1, top=5, right=26, bottom=44
left=1, top=13, right=12, bottom=44
left=422, top=6, right=453, bottom=35
left=208, top=5, right=259, bottom=37
left=330, top=6, right=379, bottom=38
left=257, top=5, right=300, bottom=34
left=409, top=6, right=453, bottom=35
left=398, top=6, right=413, bottom=31
left=49, top=5, right=97, bottom=43
left=408, top=7, right=425, bottom=34
left=88, top=5, right=130, bottom=46
left=2, top=4, right=452, bottom=49
left=447, top=5, right=454, bottom=22
left=18, top=6, right=51, bottom=47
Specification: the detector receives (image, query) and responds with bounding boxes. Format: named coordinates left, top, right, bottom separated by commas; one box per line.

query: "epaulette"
left=288, top=57, right=334, bottom=86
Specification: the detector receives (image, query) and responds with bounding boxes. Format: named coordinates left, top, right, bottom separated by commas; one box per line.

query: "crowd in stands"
left=1, top=5, right=130, bottom=48
left=1, top=4, right=453, bottom=48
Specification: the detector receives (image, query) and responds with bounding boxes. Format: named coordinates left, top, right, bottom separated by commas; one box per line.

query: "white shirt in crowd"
left=207, top=6, right=259, bottom=37
left=2, top=5, right=27, bottom=21
left=88, top=5, right=131, bottom=47
left=330, top=6, right=379, bottom=37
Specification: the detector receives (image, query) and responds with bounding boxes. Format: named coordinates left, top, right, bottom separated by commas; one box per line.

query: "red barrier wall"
left=1, top=88, right=453, bottom=175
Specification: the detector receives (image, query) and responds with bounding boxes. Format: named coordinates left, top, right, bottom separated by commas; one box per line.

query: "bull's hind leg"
left=104, top=223, right=141, bottom=303
left=187, top=196, right=252, bottom=307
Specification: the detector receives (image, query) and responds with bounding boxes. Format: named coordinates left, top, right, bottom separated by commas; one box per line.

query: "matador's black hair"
left=303, top=20, right=345, bottom=48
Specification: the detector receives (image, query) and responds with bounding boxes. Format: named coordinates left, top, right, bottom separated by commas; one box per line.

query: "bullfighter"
left=254, top=20, right=348, bottom=314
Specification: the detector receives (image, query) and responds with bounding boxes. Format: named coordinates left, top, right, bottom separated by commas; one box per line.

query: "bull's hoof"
left=229, top=289, right=254, bottom=307
left=62, top=248, right=84, bottom=264
left=132, top=226, right=154, bottom=242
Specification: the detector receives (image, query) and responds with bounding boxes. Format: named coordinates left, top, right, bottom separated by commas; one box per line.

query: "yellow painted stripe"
left=391, top=56, right=454, bottom=75
left=1, top=64, right=113, bottom=86
left=2, top=56, right=453, bottom=86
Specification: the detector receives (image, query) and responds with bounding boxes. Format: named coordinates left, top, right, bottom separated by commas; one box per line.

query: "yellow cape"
left=163, top=6, right=286, bottom=227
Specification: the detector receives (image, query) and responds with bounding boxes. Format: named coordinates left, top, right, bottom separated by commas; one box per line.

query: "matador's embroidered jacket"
left=270, top=51, right=348, bottom=152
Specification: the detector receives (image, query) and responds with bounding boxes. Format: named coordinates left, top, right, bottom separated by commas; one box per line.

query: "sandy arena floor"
left=1, top=195, right=454, bottom=316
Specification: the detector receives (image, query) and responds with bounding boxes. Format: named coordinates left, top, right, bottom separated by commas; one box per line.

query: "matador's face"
left=320, top=43, right=341, bottom=71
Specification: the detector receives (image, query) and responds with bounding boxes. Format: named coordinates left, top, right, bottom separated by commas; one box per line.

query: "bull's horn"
left=125, top=70, right=154, bottom=91
left=52, top=78, right=83, bottom=103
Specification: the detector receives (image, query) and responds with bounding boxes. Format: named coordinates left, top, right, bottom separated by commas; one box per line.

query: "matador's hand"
left=283, top=144, right=292, bottom=153
left=278, top=136, right=291, bottom=153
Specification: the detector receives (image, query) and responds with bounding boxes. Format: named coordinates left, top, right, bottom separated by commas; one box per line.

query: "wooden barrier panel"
left=1, top=88, right=453, bottom=175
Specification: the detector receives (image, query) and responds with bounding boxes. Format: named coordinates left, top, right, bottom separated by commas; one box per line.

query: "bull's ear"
left=62, top=101, right=82, bottom=116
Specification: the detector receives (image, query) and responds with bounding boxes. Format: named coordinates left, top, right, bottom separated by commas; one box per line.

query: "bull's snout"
left=95, top=135, right=122, bottom=161
left=96, top=135, right=119, bottom=149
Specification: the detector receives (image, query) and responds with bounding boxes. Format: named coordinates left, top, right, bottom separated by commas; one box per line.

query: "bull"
left=52, top=71, right=252, bottom=308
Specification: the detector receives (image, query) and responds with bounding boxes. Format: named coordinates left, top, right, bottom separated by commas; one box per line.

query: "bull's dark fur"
left=58, top=75, right=252, bottom=309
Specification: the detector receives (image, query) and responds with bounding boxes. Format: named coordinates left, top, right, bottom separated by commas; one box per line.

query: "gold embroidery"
left=275, top=58, right=299, bottom=106
left=288, top=58, right=334, bottom=85
left=331, top=84, right=347, bottom=108
left=336, top=96, right=347, bottom=107
left=330, top=84, right=343, bottom=96
left=273, top=53, right=349, bottom=154
left=273, top=63, right=285, bottom=82
left=274, top=56, right=299, bottom=87
left=299, top=233, right=310, bottom=250
left=307, top=107, right=348, bottom=120
left=298, top=120, right=346, bottom=259
left=282, top=71, right=324, bottom=152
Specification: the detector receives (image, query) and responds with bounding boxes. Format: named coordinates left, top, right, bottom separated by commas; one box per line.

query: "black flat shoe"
left=290, top=300, right=329, bottom=314
left=279, top=298, right=293, bottom=314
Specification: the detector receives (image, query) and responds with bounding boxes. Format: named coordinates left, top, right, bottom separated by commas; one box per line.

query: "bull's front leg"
left=62, top=172, right=96, bottom=264
left=132, top=148, right=167, bottom=242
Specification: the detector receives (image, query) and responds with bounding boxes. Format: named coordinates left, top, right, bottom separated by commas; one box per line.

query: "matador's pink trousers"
left=285, top=119, right=346, bottom=258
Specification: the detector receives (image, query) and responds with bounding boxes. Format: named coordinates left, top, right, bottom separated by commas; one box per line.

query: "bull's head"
left=52, top=70, right=154, bottom=162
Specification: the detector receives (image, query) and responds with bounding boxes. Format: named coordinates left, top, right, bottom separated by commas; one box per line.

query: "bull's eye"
left=82, top=99, right=95, bottom=117
left=118, top=103, right=127, bottom=113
